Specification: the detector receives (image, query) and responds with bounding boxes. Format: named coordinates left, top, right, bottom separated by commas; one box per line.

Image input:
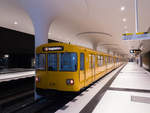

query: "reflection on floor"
left=93, top=62, right=150, bottom=113
left=0, top=68, right=34, bottom=74
left=0, top=70, right=35, bottom=82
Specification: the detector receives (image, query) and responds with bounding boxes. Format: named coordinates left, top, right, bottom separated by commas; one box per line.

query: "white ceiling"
left=0, top=0, right=150, bottom=57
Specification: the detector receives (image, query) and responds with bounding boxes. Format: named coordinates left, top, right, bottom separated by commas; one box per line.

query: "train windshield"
left=36, top=54, right=46, bottom=70
left=59, top=52, right=77, bottom=71
left=48, top=53, right=57, bottom=71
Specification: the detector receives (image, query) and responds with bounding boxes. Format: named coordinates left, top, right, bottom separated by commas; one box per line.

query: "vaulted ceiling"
left=0, top=0, right=150, bottom=57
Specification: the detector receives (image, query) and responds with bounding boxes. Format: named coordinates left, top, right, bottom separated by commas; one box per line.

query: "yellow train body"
left=36, top=43, right=123, bottom=94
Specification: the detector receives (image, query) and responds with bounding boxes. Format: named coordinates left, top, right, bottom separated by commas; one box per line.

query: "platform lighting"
left=121, top=6, right=125, bottom=11
left=122, top=18, right=126, bottom=22
left=130, top=50, right=134, bottom=53
left=4, top=54, right=9, bottom=58
left=14, top=21, right=18, bottom=25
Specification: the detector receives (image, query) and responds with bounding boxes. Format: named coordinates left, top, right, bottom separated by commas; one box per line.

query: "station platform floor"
left=0, top=68, right=34, bottom=74
left=56, top=62, right=150, bottom=113
left=0, top=69, right=35, bottom=82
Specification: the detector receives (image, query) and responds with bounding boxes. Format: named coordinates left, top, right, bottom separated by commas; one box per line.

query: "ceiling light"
left=48, top=33, right=52, bottom=35
left=122, top=18, right=126, bottom=22
left=121, top=6, right=125, bottom=11
left=14, top=21, right=18, bottom=25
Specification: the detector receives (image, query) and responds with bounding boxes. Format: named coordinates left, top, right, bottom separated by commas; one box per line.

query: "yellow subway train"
left=35, top=43, right=123, bottom=95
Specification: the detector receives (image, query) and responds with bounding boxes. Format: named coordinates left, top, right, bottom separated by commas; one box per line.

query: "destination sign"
left=122, top=32, right=150, bottom=40
left=43, top=46, right=64, bottom=51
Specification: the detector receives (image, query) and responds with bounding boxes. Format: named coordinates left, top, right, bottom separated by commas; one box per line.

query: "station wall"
left=0, top=27, right=57, bottom=68
left=142, top=51, right=150, bottom=70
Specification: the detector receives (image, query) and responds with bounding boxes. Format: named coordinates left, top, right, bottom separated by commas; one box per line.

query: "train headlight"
left=36, top=76, right=40, bottom=82
left=44, top=47, right=49, bottom=52
left=66, top=79, right=74, bottom=85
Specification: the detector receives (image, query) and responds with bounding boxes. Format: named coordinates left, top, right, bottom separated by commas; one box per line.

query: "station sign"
left=122, top=32, right=150, bottom=40
left=43, top=46, right=64, bottom=51
left=130, top=49, right=141, bottom=54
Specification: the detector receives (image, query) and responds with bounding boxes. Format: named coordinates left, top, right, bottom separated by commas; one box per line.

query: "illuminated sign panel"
left=130, top=49, right=141, bottom=54
left=43, top=46, right=64, bottom=51
left=122, top=32, right=150, bottom=40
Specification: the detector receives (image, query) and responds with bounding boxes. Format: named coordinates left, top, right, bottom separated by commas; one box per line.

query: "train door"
left=79, top=53, right=85, bottom=87
left=92, top=55, right=96, bottom=81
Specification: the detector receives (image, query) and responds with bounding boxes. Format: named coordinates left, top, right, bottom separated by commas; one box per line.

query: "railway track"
left=0, top=88, right=34, bottom=113
left=1, top=80, right=101, bottom=113
left=0, top=89, right=33, bottom=105
left=0, top=66, right=124, bottom=113
left=0, top=77, right=34, bottom=113
left=0, top=76, right=71, bottom=113
left=1, top=92, right=34, bottom=113
left=0, top=74, right=110, bottom=113
left=1, top=93, right=77, bottom=113
left=0, top=77, right=34, bottom=100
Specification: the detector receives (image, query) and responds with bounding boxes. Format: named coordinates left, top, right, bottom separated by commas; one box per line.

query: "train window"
left=110, top=57, right=112, bottom=63
left=36, top=54, right=46, bottom=70
left=48, top=53, right=57, bottom=71
left=80, top=53, right=84, bottom=70
left=59, top=52, right=77, bottom=71
left=92, top=55, right=95, bottom=68
left=98, top=55, right=103, bottom=67
left=117, top=58, right=119, bottom=62
left=108, top=57, right=110, bottom=63
left=97, top=55, right=101, bottom=67
left=100, top=56, right=103, bottom=66
left=89, top=54, right=92, bottom=68
left=105, top=56, right=107, bottom=64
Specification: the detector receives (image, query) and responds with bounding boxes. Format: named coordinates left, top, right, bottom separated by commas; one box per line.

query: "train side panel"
left=36, top=43, right=124, bottom=95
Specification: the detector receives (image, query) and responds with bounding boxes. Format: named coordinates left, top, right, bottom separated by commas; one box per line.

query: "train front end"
left=35, top=43, right=80, bottom=95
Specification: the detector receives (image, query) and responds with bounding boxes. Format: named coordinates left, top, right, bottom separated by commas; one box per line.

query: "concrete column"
left=18, top=0, right=59, bottom=47
left=33, top=22, right=50, bottom=100
left=34, top=22, right=49, bottom=47
left=18, top=0, right=85, bottom=100
left=18, top=0, right=57, bottom=100
left=138, top=55, right=142, bottom=67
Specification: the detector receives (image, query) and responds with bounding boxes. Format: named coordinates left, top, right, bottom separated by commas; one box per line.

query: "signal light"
left=44, top=47, right=49, bottom=52
left=66, top=79, right=74, bottom=85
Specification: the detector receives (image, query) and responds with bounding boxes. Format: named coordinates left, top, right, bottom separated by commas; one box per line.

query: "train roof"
left=36, top=42, right=120, bottom=58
